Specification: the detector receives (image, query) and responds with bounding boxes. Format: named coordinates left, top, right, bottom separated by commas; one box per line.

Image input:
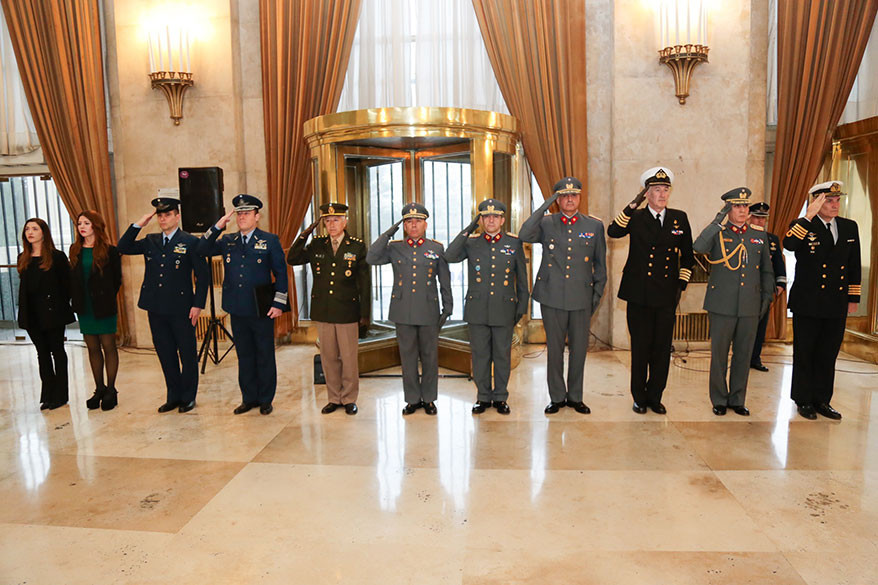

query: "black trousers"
left=230, top=314, right=277, bottom=406
left=27, top=326, right=68, bottom=405
left=751, top=310, right=769, bottom=366
left=791, top=313, right=846, bottom=406
left=148, top=312, right=199, bottom=404
left=626, top=302, right=676, bottom=406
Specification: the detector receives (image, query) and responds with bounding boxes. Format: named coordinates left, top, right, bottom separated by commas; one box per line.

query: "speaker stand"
left=198, top=272, right=235, bottom=373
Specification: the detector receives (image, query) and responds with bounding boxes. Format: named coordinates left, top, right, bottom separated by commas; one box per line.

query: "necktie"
left=163, top=236, right=169, bottom=248
left=826, top=222, right=835, bottom=243
left=243, top=235, right=248, bottom=246
left=332, top=238, right=340, bottom=254
left=654, top=213, right=662, bottom=228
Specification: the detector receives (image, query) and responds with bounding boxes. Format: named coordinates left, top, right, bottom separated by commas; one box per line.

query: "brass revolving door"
left=303, top=107, right=528, bottom=374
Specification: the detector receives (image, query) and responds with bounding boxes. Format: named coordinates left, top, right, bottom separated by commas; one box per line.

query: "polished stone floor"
left=0, top=341, right=876, bottom=584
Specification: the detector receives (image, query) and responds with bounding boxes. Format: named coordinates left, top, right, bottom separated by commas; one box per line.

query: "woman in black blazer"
left=17, top=218, right=76, bottom=410
left=69, top=210, right=123, bottom=411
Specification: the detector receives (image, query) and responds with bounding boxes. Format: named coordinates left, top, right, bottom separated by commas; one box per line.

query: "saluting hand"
left=465, top=216, right=480, bottom=234
left=383, top=219, right=403, bottom=238
left=215, top=208, right=236, bottom=230
left=136, top=210, right=156, bottom=227
left=628, top=188, right=647, bottom=209
left=713, top=201, right=733, bottom=224
left=805, top=194, right=826, bottom=221
left=189, top=307, right=201, bottom=326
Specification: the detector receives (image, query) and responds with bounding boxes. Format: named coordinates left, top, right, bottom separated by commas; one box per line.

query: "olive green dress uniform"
left=783, top=181, right=861, bottom=416
left=366, top=203, right=452, bottom=408
left=693, top=188, right=775, bottom=410
left=519, top=177, right=608, bottom=406
left=445, top=199, right=529, bottom=405
left=607, top=167, right=695, bottom=410
left=287, top=203, right=370, bottom=407
left=748, top=202, right=787, bottom=370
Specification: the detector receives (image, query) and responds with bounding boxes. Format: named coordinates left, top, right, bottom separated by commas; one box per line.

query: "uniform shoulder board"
left=506, top=232, right=519, bottom=238
left=588, top=214, right=603, bottom=222
left=469, top=233, right=481, bottom=238
left=749, top=223, right=765, bottom=231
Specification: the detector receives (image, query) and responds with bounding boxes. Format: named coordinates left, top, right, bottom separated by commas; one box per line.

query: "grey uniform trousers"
left=396, top=323, right=439, bottom=404
left=708, top=312, right=759, bottom=407
left=469, top=323, right=514, bottom=401
left=542, top=305, right=592, bottom=403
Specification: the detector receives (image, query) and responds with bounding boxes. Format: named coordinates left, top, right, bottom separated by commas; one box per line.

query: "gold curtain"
left=259, top=0, right=361, bottom=331
left=1, top=0, right=126, bottom=339
left=472, top=0, right=588, bottom=208
left=766, top=0, right=878, bottom=340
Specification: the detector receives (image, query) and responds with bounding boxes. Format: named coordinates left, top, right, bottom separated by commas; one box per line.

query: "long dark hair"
left=17, top=218, right=58, bottom=274
left=70, top=210, right=110, bottom=271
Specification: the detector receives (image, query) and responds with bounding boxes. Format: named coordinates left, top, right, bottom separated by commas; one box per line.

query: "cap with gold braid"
left=721, top=187, right=753, bottom=205
left=319, top=202, right=348, bottom=217
left=478, top=198, right=506, bottom=216
left=808, top=181, right=845, bottom=197
left=401, top=202, right=429, bottom=220
left=640, top=166, right=674, bottom=188
left=553, top=176, right=582, bottom=195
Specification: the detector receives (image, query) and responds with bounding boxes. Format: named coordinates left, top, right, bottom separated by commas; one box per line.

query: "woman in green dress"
left=69, top=210, right=122, bottom=411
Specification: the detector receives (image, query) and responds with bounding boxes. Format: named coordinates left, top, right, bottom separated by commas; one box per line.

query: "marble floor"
left=0, top=341, right=876, bottom=584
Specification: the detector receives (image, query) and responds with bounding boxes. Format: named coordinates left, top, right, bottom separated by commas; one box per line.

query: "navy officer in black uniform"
left=287, top=202, right=370, bottom=415
left=197, top=194, right=288, bottom=415
left=747, top=202, right=787, bottom=372
left=783, top=181, right=861, bottom=420
left=519, top=177, right=607, bottom=415
left=367, top=202, right=452, bottom=416
left=445, top=198, right=529, bottom=415
left=607, top=167, right=695, bottom=414
left=118, top=196, right=209, bottom=413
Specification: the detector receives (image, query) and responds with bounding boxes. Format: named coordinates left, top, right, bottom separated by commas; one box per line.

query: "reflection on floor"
left=0, top=341, right=876, bottom=584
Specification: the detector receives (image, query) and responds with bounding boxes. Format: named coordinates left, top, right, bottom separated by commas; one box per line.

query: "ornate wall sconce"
left=147, top=25, right=193, bottom=125
left=657, top=0, right=710, bottom=104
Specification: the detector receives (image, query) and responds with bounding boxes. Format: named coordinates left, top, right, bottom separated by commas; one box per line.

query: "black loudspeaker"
left=313, top=354, right=326, bottom=384
left=178, top=167, right=224, bottom=233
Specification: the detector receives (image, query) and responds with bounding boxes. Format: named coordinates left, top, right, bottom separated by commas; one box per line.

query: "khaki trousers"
left=315, top=321, right=360, bottom=404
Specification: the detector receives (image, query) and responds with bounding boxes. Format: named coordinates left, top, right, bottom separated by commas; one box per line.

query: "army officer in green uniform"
left=288, top=202, right=370, bottom=415
left=694, top=188, right=775, bottom=416
left=445, top=198, right=529, bottom=415
left=366, top=203, right=452, bottom=416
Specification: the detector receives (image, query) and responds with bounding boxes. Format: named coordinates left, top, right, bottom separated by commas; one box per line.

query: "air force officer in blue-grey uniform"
left=445, top=198, right=529, bottom=415
left=367, top=202, right=452, bottom=416
left=118, top=197, right=210, bottom=413
left=197, top=194, right=288, bottom=415
left=519, top=177, right=607, bottom=415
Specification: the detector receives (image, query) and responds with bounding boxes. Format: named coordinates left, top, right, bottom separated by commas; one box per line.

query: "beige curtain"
left=766, top=0, right=878, bottom=340
left=260, top=0, right=361, bottom=331
left=1, top=0, right=126, bottom=339
left=472, top=0, right=588, bottom=208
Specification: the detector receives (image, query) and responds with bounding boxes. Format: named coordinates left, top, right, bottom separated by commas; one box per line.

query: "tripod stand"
left=198, top=262, right=235, bottom=373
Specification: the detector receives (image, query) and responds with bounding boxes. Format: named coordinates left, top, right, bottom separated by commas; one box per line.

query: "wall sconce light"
left=147, top=25, right=193, bottom=124
left=657, top=0, right=709, bottom=104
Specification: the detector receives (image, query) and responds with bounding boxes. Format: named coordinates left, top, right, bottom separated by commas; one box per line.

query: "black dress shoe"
left=815, top=403, right=842, bottom=420
left=423, top=402, right=437, bottom=415
left=40, top=403, right=49, bottom=411
left=158, top=401, right=180, bottom=413
left=472, top=401, right=490, bottom=414
left=260, top=404, right=273, bottom=415
left=402, top=402, right=421, bottom=415
left=632, top=402, right=648, bottom=414
left=344, top=403, right=358, bottom=415
left=493, top=401, right=511, bottom=415
left=101, top=388, right=118, bottom=411
left=544, top=401, right=565, bottom=414
left=47, top=401, right=68, bottom=410
left=731, top=405, right=750, bottom=416
left=712, top=405, right=727, bottom=416
left=321, top=402, right=340, bottom=414
left=567, top=400, right=591, bottom=414
left=750, top=362, right=769, bottom=372
left=86, top=386, right=105, bottom=410
left=233, top=403, right=256, bottom=415
left=649, top=403, right=667, bottom=415
left=797, top=404, right=818, bottom=420
left=178, top=401, right=196, bottom=413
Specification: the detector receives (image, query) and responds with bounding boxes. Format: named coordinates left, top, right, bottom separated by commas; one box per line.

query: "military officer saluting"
left=197, top=194, right=288, bottom=416
left=118, top=196, right=210, bottom=413
left=366, top=202, right=452, bottom=416
left=694, top=188, right=774, bottom=416
left=747, top=202, right=787, bottom=372
left=783, top=181, right=861, bottom=420
left=519, top=177, right=607, bottom=415
left=287, top=202, right=370, bottom=415
left=445, top=198, right=529, bottom=415
left=607, top=167, right=695, bottom=415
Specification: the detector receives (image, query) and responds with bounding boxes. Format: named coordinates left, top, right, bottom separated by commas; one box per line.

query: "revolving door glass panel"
left=368, top=161, right=406, bottom=322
